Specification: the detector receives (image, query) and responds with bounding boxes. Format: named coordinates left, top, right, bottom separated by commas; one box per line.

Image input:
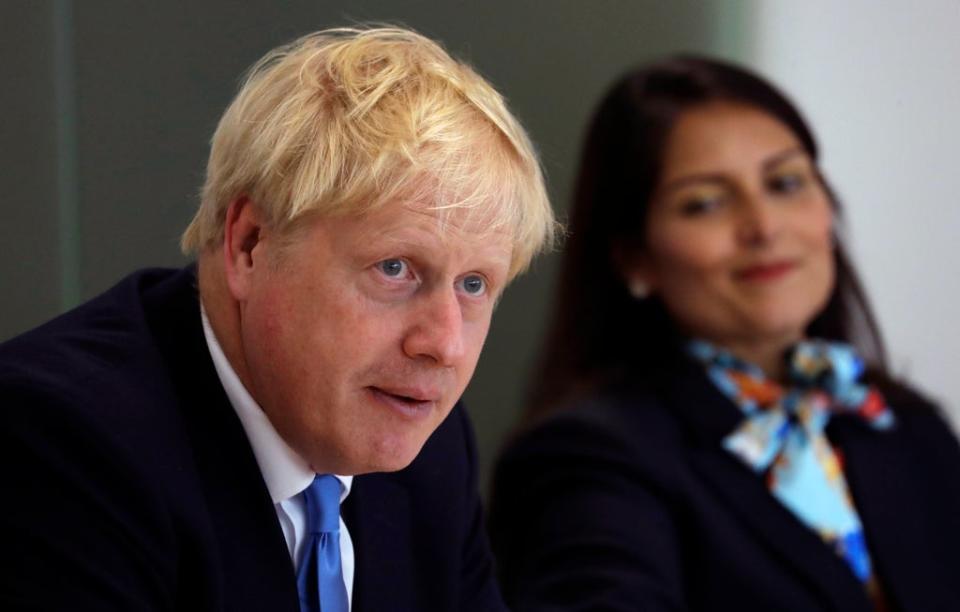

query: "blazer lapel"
left=832, top=414, right=960, bottom=611
left=342, top=474, right=416, bottom=612
left=142, top=267, right=300, bottom=612
left=662, top=363, right=873, bottom=612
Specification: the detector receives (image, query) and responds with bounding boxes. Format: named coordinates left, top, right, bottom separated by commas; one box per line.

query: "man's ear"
left=223, top=197, right=265, bottom=301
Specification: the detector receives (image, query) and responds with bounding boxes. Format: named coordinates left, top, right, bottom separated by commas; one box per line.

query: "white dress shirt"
left=200, top=307, right=354, bottom=609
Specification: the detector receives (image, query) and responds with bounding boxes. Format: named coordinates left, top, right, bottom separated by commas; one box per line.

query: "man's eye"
left=458, top=274, right=486, bottom=296
left=377, top=259, right=409, bottom=278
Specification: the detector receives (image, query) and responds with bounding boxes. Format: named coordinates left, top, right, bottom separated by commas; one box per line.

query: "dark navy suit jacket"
left=490, top=361, right=960, bottom=611
left=0, top=267, right=505, bottom=611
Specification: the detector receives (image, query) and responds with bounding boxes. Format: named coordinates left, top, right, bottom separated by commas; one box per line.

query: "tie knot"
left=303, top=474, right=341, bottom=534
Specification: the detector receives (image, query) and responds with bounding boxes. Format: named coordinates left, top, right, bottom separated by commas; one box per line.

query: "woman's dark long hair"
left=528, top=55, right=889, bottom=420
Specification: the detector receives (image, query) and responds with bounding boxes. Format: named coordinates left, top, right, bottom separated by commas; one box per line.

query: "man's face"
left=234, top=199, right=512, bottom=475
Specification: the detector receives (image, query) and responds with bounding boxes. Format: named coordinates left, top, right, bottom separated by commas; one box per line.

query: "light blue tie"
left=296, top=475, right=349, bottom=612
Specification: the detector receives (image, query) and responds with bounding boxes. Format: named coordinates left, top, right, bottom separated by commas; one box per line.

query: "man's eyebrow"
left=374, top=230, right=449, bottom=252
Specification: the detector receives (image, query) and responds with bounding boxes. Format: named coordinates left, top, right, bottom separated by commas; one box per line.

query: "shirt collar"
left=200, top=304, right=353, bottom=504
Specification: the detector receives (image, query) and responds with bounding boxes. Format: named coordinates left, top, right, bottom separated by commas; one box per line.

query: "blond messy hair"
left=181, top=26, right=554, bottom=278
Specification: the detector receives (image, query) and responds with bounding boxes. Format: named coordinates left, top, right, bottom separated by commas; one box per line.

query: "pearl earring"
left=628, top=278, right=650, bottom=299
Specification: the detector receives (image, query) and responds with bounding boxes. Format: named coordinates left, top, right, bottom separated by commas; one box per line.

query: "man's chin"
left=353, top=435, right=431, bottom=474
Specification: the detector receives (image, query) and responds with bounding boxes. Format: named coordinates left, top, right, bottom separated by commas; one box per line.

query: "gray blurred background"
left=3, top=1, right=956, bottom=494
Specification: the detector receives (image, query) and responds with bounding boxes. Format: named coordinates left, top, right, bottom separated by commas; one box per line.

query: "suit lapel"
left=342, top=473, right=416, bottom=612
left=142, top=267, right=300, bottom=612
left=662, top=363, right=873, bottom=612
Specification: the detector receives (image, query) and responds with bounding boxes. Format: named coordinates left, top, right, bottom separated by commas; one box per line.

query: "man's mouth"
left=366, top=386, right=439, bottom=419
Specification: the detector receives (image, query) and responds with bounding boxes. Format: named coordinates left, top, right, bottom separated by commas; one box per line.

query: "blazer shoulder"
left=883, top=380, right=960, bottom=468
left=863, top=374, right=958, bottom=445
left=0, top=266, right=201, bottom=495
left=514, top=382, right=684, bottom=454
left=496, top=381, right=692, bottom=505
left=0, top=267, right=184, bottom=397
left=490, top=383, right=698, bottom=611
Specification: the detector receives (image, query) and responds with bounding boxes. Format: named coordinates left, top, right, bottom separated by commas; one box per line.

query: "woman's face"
left=626, top=102, right=835, bottom=355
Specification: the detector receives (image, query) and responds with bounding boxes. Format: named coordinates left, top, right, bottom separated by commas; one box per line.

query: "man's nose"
left=402, top=287, right=465, bottom=366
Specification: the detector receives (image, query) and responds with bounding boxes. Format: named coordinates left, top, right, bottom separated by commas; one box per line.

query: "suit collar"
left=141, top=266, right=300, bottom=611
left=199, top=303, right=354, bottom=506
left=342, top=474, right=416, bottom=612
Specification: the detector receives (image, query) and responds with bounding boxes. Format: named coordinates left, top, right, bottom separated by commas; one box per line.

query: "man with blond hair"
left=0, top=27, right=553, bottom=611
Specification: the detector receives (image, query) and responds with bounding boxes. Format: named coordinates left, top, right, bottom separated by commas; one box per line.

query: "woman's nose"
left=737, top=193, right=781, bottom=246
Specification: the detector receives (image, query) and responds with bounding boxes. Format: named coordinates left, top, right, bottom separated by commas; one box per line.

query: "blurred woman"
left=489, top=56, right=960, bottom=612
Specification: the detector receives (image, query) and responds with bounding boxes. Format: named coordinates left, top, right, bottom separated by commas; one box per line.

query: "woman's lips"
left=366, top=386, right=437, bottom=420
left=735, top=260, right=797, bottom=282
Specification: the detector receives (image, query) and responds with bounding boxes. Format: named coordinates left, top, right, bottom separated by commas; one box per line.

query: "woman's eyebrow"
left=657, top=147, right=807, bottom=197
left=656, top=172, right=728, bottom=197
left=762, top=147, right=806, bottom=171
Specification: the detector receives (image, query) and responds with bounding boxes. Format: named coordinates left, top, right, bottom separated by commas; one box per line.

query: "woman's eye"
left=679, top=195, right=723, bottom=217
left=767, top=172, right=807, bottom=195
left=458, top=274, right=487, bottom=296
left=376, top=258, right=409, bottom=278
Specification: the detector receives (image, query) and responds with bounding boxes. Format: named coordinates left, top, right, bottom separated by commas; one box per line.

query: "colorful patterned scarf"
left=688, top=339, right=895, bottom=583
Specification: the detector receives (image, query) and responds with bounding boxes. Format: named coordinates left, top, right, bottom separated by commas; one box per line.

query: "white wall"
left=736, top=0, right=960, bottom=428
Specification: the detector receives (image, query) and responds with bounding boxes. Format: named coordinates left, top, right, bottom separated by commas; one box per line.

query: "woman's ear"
left=612, top=242, right=656, bottom=300
left=626, top=273, right=652, bottom=299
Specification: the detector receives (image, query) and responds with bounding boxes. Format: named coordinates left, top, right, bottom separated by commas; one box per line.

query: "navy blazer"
left=0, top=267, right=505, bottom=611
left=489, top=361, right=960, bottom=611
